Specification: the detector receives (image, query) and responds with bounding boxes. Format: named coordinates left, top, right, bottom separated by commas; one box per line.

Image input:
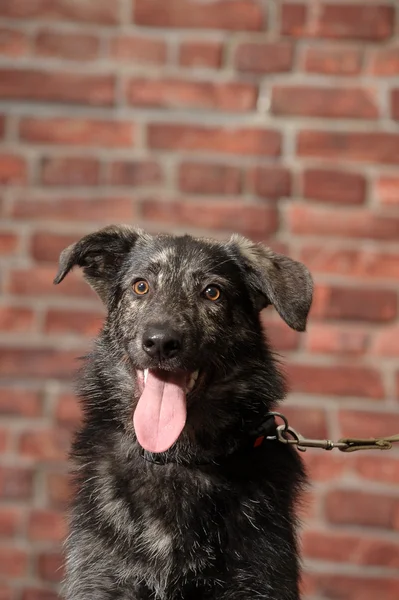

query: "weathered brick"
left=248, top=166, right=291, bottom=199
left=376, top=176, right=399, bottom=206
left=0, top=231, right=19, bottom=255
left=179, top=162, right=241, bottom=195
left=21, top=589, right=59, bottom=600
left=306, top=324, right=369, bottom=355
left=281, top=3, right=307, bottom=36
left=0, top=387, right=42, bottom=417
left=45, top=309, right=104, bottom=337
left=302, top=168, right=366, bottom=204
left=109, top=160, right=163, bottom=187
left=13, top=197, right=135, bottom=224
left=312, top=284, right=397, bottom=323
left=372, top=327, right=399, bottom=357
left=41, top=156, right=100, bottom=186
left=37, top=552, right=65, bottom=583
left=19, top=428, right=72, bottom=461
left=280, top=406, right=328, bottom=439
left=20, top=117, right=134, bottom=147
left=0, top=306, right=35, bottom=332
left=134, top=0, right=264, bottom=31
left=370, top=47, right=399, bottom=76
left=148, top=124, right=281, bottom=156
left=110, top=35, right=167, bottom=64
left=179, top=41, right=222, bottom=68
left=304, top=45, right=362, bottom=75
left=0, top=154, right=27, bottom=184
left=0, top=27, right=29, bottom=56
left=316, top=4, right=394, bottom=41
left=0, top=507, right=22, bottom=537
left=46, top=471, right=72, bottom=508
left=0, top=547, right=28, bottom=577
left=7, top=266, right=95, bottom=299
left=0, top=0, right=120, bottom=24
left=35, top=29, right=99, bottom=60
left=54, top=393, right=83, bottom=427
left=312, top=574, right=399, bottom=600
left=0, top=68, right=115, bottom=106
left=391, top=89, right=399, bottom=121
left=355, top=456, right=399, bottom=486
left=0, top=348, right=80, bottom=379
left=260, top=316, right=300, bottom=352
left=0, top=466, right=34, bottom=500
left=126, top=78, right=257, bottom=112
left=325, top=489, right=399, bottom=529
left=234, top=42, right=293, bottom=73
left=297, top=130, right=399, bottom=164
left=272, top=86, right=378, bottom=119
left=28, top=510, right=67, bottom=542
left=339, top=410, right=399, bottom=438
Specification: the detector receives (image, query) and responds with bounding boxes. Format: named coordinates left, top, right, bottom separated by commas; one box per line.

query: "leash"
left=264, top=412, right=399, bottom=453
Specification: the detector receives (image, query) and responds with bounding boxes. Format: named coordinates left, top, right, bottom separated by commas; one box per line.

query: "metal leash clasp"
left=276, top=424, right=349, bottom=452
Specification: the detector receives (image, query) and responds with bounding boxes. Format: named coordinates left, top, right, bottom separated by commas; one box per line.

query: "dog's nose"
left=142, top=326, right=182, bottom=360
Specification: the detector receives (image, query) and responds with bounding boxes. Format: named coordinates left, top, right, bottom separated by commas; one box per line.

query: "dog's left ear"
left=54, top=225, right=144, bottom=303
left=229, top=235, right=313, bottom=331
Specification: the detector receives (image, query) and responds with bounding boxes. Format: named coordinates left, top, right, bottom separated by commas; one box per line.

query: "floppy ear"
left=229, top=234, right=313, bottom=331
left=54, top=225, right=144, bottom=303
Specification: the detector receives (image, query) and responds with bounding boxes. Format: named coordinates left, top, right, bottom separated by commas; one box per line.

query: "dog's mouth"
left=133, top=369, right=200, bottom=454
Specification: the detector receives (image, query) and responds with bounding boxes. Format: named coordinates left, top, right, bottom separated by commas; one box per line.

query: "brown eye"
left=203, top=285, right=221, bottom=302
left=133, top=280, right=150, bottom=295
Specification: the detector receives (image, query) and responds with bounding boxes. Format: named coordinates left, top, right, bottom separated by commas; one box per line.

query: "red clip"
left=254, top=435, right=265, bottom=448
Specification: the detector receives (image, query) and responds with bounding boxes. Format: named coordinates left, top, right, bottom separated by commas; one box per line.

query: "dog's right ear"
left=54, top=225, right=144, bottom=302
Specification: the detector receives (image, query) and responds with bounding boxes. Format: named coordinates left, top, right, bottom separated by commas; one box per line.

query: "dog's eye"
left=203, top=286, right=221, bottom=302
left=133, top=280, right=150, bottom=295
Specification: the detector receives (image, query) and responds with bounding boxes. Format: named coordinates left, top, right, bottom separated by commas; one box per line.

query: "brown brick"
left=0, top=466, right=34, bottom=500
left=391, top=89, right=399, bottom=120
left=0, top=548, right=28, bottom=577
left=0, top=68, right=115, bottom=106
left=126, top=78, right=257, bottom=112
left=0, top=231, right=19, bottom=255
left=248, top=166, right=291, bottom=199
left=312, top=574, right=399, bottom=600
left=281, top=3, right=307, bottom=36
left=312, top=284, right=397, bottom=322
left=0, top=306, right=35, bottom=332
left=179, top=162, right=241, bottom=195
left=54, top=393, right=83, bottom=427
left=19, top=428, right=72, bottom=461
left=0, top=27, right=29, bottom=56
left=37, top=552, right=65, bottom=583
left=46, top=471, right=72, bottom=507
left=179, top=41, right=223, bottom=68
left=325, top=489, right=398, bottom=529
left=41, top=157, right=100, bottom=186
left=376, top=176, right=399, bottom=206
left=110, top=35, right=167, bottom=64
left=28, top=510, right=67, bottom=542
left=0, top=348, right=80, bottom=379
left=14, top=198, right=135, bottom=225
left=35, top=29, right=99, bottom=60
left=355, top=456, right=399, bottom=486
left=20, top=117, right=134, bottom=147
left=134, top=0, right=264, bottom=31
left=304, top=45, right=362, bottom=75
left=370, top=47, right=399, bottom=76
left=0, top=507, right=23, bottom=537
left=148, top=124, right=281, bottom=156
left=109, top=160, right=163, bottom=187
left=272, top=86, right=378, bottom=119
left=306, top=324, right=369, bottom=355
left=234, top=42, right=293, bottom=73
left=0, top=153, right=27, bottom=184
left=8, top=266, right=95, bottom=299
left=0, top=0, right=120, bottom=24
left=316, top=4, right=394, bottom=41
left=339, top=410, right=399, bottom=439
left=302, top=168, right=366, bottom=204
left=0, top=387, right=42, bottom=417
left=372, top=327, right=399, bottom=357
left=22, top=589, right=59, bottom=600
left=45, top=309, right=104, bottom=336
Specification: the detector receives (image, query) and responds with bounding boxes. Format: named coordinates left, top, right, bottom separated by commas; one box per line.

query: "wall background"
left=0, top=1, right=399, bottom=599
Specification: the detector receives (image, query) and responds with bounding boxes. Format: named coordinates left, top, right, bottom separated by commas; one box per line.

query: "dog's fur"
left=55, top=226, right=313, bottom=600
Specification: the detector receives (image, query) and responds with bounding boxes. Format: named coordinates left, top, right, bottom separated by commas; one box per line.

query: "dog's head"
left=55, top=225, right=312, bottom=453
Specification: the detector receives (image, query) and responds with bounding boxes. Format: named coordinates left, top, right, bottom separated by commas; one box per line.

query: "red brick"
left=28, top=510, right=67, bottom=542
left=109, top=160, right=163, bottom=187
left=391, top=89, right=399, bottom=121
left=8, top=266, right=95, bottom=299
left=372, top=327, right=399, bottom=357
left=370, top=47, right=399, bottom=76
left=0, top=507, right=22, bottom=537
left=297, top=130, right=399, bottom=164
left=302, top=168, right=366, bottom=205
left=299, top=246, right=399, bottom=280
left=0, top=154, right=27, bottom=184
left=141, top=200, right=278, bottom=237
left=248, top=166, right=291, bottom=199
left=148, top=124, right=281, bottom=156
left=303, top=530, right=399, bottom=568
left=0, top=584, right=11, bottom=600
left=306, top=324, right=369, bottom=355
left=179, top=41, right=222, bottom=68
left=179, top=162, right=241, bottom=195
left=110, top=35, right=167, bottom=64
left=272, top=86, right=378, bottom=119
left=21, top=590, right=59, bottom=600
left=37, top=551, right=64, bottom=583
left=46, top=471, right=72, bottom=507
left=41, top=157, right=100, bottom=186
left=304, top=45, right=362, bottom=75
left=302, top=453, right=347, bottom=482
left=0, top=68, right=114, bottom=106
left=0, top=231, right=18, bottom=255
left=325, top=489, right=399, bottom=529
left=134, top=0, right=263, bottom=31
left=281, top=3, right=307, bottom=36
left=316, top=4, right=394, bottom=41
left=355, top=456, right=399, bottom=486
left=19, top=428, right=72, bottom=461
left=0, top=347, right=80, bottom=379
left=55, top=393, right=82, bottom=427
left=20, top=117, right=134, bottom=147
left=287, top=364, right=384, bottom=399
left=0, top=428, right=8, bottom=453
left=312, top=574, right=399, bottom=600
left=376, top=176, right=399, bottom=206
left=0, top=0, right=119, bottom=24
left=312, top=284, right=397, bottom=323
left=260, top=316, right=300, bottom=351
left=0, top=306, right=35, bottom=332
left=280, top=406, right=328, bottom=439
left=0, top=27, right=29, bottom=56
left=45, top=309, right=104, bottom=336
left=0, top=466, right=33, bottom=500
left=13, top=197, right=135, bottom=225
left=338, top=410, right=399, bottom=439
left=35, top=29, right=99, bottom=60
left=0, top=115, right=5, bottom=139
left=0, top=388, right=42, bottom=417
left=0, top=547, right=28, bottom=577
left=31, top=232, right=82, bottom=263
left=288, top=205, right=399, bottom=240
left=126, top=78, right=257, bottom=112
left=234, top=42, right=293, bottom=73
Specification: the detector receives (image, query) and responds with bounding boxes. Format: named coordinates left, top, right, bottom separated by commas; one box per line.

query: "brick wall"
left=0, top=1, right=399, bottom=598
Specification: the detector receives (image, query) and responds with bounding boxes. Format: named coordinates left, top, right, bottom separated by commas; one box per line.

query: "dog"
left=54, top=225, right=313, bottom=600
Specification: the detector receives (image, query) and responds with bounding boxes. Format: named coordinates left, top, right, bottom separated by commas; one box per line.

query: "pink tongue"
left=133, top=370, right=187, bottom=453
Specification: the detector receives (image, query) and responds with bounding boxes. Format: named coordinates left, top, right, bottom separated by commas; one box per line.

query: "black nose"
left=142, top=325, right=182, bottom=360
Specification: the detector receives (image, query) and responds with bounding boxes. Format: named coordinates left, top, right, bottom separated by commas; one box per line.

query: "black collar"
left=139, top=414, right=278, bottom=467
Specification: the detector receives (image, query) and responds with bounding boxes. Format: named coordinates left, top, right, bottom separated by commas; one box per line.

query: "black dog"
left=54, top=226, right=313, bottom=600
